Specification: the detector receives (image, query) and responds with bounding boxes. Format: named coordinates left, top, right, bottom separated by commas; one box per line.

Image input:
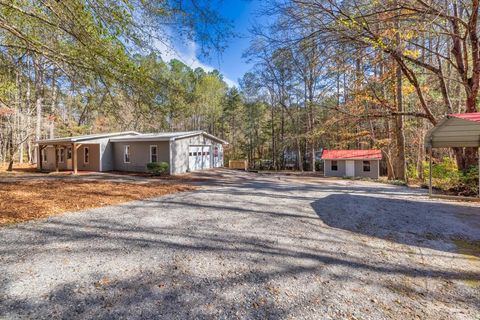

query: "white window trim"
left=150, top=145, right=158, bottom=163
left=331, top=160, right=338, bottom=171
left=124, top=145, right=130, bottom=163
left=58, top=148, right=65, bottom=163
left=84, top=147, right=89, bottom=164
left=363, top=160, right=371, bottom=172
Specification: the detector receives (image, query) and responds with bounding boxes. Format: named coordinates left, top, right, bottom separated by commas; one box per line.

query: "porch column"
left=73, top=143, right=78, bottom=174
left=54, top=145, right=59, bottom=173
left=38, top=145, right=43, bottom=171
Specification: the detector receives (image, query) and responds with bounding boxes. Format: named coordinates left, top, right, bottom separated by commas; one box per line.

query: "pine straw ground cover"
left=0, top=180, right=196, bottom=225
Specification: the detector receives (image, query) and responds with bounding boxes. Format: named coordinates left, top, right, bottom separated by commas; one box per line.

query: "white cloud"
left=153, top=37, right=237, bottom=88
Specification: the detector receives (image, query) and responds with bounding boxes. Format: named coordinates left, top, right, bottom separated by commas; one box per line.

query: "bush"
left=146, top=162, right=169, bottom=176
left=407, top=163, right=418, bottom=180
left=422, top=157, right=479, bottom=196
left=458, top=166, right=479, bottom=196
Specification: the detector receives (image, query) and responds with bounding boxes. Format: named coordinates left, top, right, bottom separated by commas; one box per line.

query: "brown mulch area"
left=0, top=163, right=38, bottom=175
left=0, top=180, right=196, bottom=225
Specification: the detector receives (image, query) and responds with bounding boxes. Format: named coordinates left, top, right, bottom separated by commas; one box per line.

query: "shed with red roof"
left=321, top=149, right=382, bottom=178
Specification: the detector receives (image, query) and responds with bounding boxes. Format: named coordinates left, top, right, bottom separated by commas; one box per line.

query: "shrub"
left=407, top=163, right=418, bottom=180
left=422, top=157, right=479, bottom=196
left=146, top=162, right=169, bottom=176
left=458, top=166, right=479, bottom=196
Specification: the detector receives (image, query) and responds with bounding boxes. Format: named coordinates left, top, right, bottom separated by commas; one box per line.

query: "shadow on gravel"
left=311, top=194, right=480, bottom=256
left=0, top=263, right=293, bottom=319
left=2, top=215, right=480, bottom=318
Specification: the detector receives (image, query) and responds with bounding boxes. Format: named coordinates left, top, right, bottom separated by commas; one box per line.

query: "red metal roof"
left=322, top=149, right=382, bottom=160
left=449, top=112, right=480, bottom=122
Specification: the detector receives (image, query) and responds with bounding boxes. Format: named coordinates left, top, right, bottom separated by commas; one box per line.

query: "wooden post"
left=54, top=145, right=59, bottom=173
left=428, top=147, right=433, bottom=196
left=73, top=143, right=78, bottom=174
left=38, top=145, right=43, bottom=171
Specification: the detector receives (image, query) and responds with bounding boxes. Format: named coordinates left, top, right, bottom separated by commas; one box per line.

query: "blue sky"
left=206, top=0, right=261, bottom=86
left=156, top=0, right=261, bottom=87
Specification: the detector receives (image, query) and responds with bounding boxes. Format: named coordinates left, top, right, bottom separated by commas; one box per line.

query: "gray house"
left=36, top=131, right=227, bottom=175
left=321, top=149, right=382, bottom=179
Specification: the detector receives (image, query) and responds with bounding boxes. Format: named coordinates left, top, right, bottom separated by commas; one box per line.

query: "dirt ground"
left=1, top=169, right=479, bottom=319
left=0, top=168, right=196, bottom=225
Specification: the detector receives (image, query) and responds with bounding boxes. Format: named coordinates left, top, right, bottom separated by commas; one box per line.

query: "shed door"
left=189, top=146, right=211, bottom=171
left=345, top=160, right=355, bottom=177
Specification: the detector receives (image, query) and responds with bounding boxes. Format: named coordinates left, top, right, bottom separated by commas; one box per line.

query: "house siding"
left=324, top=159, right=346, bottom=177
left=170, top=134, right=224, bottom=175
left=324, top=159, right=380, bottom=178
left=354, top=160, right=380, bottom=179
left=40, top=144, right=100, bottom=171
left=78, top=144, right=100, bottom=171
left=112, top=141, right=170, bottom=172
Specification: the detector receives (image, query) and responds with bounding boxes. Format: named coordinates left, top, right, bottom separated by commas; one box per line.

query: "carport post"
left=428, top=147, right=433, bottom=196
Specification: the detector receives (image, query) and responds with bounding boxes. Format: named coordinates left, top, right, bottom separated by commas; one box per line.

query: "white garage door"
left=188, top=146, right=211, bottom=171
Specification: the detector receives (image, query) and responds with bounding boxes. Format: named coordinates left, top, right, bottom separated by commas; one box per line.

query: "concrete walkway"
left=1, top=170, right=479, bottom=319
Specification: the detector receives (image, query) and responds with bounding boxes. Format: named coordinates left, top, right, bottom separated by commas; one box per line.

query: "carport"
left=425, top=113, right=480, bottom=198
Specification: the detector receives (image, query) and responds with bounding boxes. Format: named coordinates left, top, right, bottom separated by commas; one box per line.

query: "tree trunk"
left=394, top=60, right=406, bottom=180
left=394, top=11, right=406, bottom=181
left=49, top=68, right=58, bottom=139
left=34, top=56, right=44, bottom=163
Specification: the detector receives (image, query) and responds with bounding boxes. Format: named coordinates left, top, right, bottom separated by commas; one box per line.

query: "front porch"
left=37, top=143, right=100, bottom=174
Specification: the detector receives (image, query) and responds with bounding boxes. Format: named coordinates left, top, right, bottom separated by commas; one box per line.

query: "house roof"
left=449, top=112, right=480, bottom=122
left=110, top=131, right=228, bottom=144
left=425, top=112, right=480, bottom=148
left=321, top=149, right=382, bottom=160
left=36, top=131, right=140, bottom=144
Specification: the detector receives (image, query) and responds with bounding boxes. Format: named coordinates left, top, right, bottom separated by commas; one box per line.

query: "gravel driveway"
left=1, top=169, right=479, bottom=319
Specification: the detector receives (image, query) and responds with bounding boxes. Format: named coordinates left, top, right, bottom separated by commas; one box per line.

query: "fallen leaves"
left=0, top=179, right=196, bottom=225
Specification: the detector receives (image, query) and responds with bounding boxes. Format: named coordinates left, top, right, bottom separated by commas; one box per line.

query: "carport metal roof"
left=425, top=113, right=480, bottom=148
left=424, top=112, right=480, bottom=199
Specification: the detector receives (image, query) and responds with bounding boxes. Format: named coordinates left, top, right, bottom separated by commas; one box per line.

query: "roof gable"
left=322, top=149, right=382, bottom=160
left=110, top=131, right=228, bottom=144
left=36, top=131, right=140, bottom=144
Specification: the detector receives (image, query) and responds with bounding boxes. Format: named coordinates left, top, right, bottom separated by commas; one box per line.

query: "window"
left=41, top=149, right=47, bottom=162
left=150, top=145, right=158, bottom=163
left=67, top=147, right=72, bottom=160
left=331, top=160, right=338, bottom=171
left=84, top=147, right=89, bottom=164
left=58, top=148, right=65, bottom=163
left=363, top=161, right=371, bottom=172
left=124, top=145, right=130, bottom=163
